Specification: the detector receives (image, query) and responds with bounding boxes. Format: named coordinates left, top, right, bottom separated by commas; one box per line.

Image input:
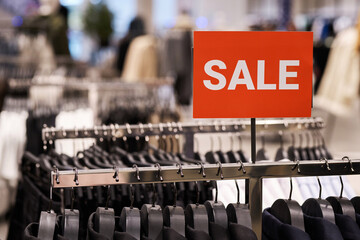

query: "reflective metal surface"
left=51, top=158, right=360, bottom=239
left=42, top=117, right=324, bottom=141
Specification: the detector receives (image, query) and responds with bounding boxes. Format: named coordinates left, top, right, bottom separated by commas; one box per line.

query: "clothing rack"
left=43, top=117, right=326, bottom=239
left=51, top=159, right=360, bottom=239
left=42, top=117, right=325, bottom=158
left=8, top=77, right=174, bottom=123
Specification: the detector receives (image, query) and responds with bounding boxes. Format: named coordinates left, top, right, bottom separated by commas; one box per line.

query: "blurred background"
left=1, top=0, right=360, bottom=239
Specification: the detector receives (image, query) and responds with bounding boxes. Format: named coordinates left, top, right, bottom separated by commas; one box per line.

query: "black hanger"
left=61, top=188, right=79, bottom=239
left=297, top=133, right=309, bottom=160
left=351, top=197, right=360, bottom=214
left=304, top=132, right=315, bottom=160
left=311, top=131, right=322, bottom=160
left=38, top=211, right=57, bottom=239
left=215, top=136, right=230, bottom=163
left=94, top=186, right=115, bottom=239
left=169, top=134, right=200, bottom=164
left=204, top=164, right=228, bottom=229
left=140, top=183, right=163, bottom=240
left=84, top=149, right=113, bottom=168
left=142, top=138, right=174, bottom=165
left=326, top=175, right=356, bottom=221
left=256, top=135, right=269, bottom=161
left=275, top=131, right=288, bottom=161
left=185, top=181, right=209, bottom=233
left=302, top=177, right=336, bottom=224
left=271, top=177, right=305, bottom=231
left=226, top=179, right=252, bottom=229
left=287, top=133, right=301, bottom=161
left=194, top=136, right=207, bottom=163
left=120, top=185, right=141, bottom=240
left=112, top=146, right=148, bottom=167
left=163, top=182, right=186, bottom=237
left=37, top=186, right=57, bottom=239
left=236, top=134, right=249, bottom=163
left=205, top=135, right=220, bottom=164
left=226, top=135, right=241, bottom=163
left=319, top=131, right=333, bottom=159
left=88, top=146, right=113, bottom=166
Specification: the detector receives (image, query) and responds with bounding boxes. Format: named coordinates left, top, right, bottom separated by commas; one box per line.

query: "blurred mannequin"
left=161, top=10, right=193, bottom=105
left=21, top=0, right=69, bottom=57
left=174, top=10, right=194, bottom=30
left=116, top=17, right=145, bottom=74
left=315, top=14, right=360, bottom=116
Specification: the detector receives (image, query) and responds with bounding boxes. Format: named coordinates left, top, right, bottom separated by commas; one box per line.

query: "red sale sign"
left=193, top=31, right=313, bottom=118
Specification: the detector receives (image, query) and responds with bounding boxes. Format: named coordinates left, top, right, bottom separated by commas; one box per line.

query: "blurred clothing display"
left=122, top=35, right=158, bottom=82
left=0, top=111, right=27, bottom=217
left=161, top=30, right=192, bottom=105
left=315, top=27, right=360, bottom=116
left=116, top=17, right=146, bottom=74
left=55, top=108, right=95, bottom=156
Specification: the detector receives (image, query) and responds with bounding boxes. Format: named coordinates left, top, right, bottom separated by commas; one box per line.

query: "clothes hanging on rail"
left=25, top=111, right=56, bottom=155
left=262, top=208, right=311, bottom=240
left=334, top=213, right=360, bottom=240
left=303, top=213, right=344, bottom=240
left=160, top=30, right=192, bottom=105
left=0, top=110, right=27, bottom=217
left=55, top=108, right=95, bottom=156
left=315, top=27, right=360, bottom=116
left=122, top=35, right=158, bottom=82
left=8, top=175, right=62, bottom=240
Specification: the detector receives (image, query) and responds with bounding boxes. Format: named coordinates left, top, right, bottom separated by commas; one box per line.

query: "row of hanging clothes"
left=195, top=129, right=354, bottom=210
left=24, top=179, right=256, bottom=240
left=6, top=120, right=355, bottom=240
left=263, top=171, right=360, bottom=240
left=0, top=74, right=176, bottom=233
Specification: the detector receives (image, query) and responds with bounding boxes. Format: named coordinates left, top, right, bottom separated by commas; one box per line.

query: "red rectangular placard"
left=193, top=31, right=313, bottom=118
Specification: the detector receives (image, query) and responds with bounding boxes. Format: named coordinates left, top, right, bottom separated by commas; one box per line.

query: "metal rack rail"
left=51, top=158, right=359, bottom=239
left=42, top=117, right=324, bottom=158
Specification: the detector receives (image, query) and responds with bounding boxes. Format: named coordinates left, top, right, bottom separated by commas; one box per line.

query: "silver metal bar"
left=249, top=177, right=262, bottom=240
left=51, top=159, right=358, bottom=188
left=42, top=117, right=324, bottom=141
left=51, top=159, right=358, bottom=239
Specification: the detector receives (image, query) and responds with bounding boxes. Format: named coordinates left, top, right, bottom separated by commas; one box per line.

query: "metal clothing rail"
left=42, top=117, right=324, bottom=158
left=51, top=158, right=359, bottom=239
left=8, top=77, right=173, bottom=90
left=42, top=117, right=324, bottom=141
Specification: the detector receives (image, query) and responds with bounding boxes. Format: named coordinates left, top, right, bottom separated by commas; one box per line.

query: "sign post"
left=193, top=31, right=313, bottom=239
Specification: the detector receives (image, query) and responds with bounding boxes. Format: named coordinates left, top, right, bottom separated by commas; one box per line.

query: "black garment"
left=209, top=222, right=230, bottom=240
left=116, top=38, right=131, bottom=74
left=87, top=212, right=110, bottom=240
left=163, top=226, right=186, bottom=240
left=114, top=232, right=137, bottom=240
left=87, top=213, right=137, bottom=240
left=0, top=76, right=7, bottom=111
left=229, top=222, right=257, bottom=240
left=262, top=208, right=311, bottom=240
left=25, top=112, right=56, bottom=155
left=335, top=213, right=360, bottom=240
left=185, top=225, right=211, bottom=240
left=116, top=17, right=145, bottom=74
left=24, top=222, right=68, bottom=240
left=303, top=214, right=344, bottom=240
left=313, top=43, right=331, bottom=94
left=356, top=214, right=360, bottom=228
left=164, top=30, right=192, bottom=105
left=8, top=176, right=61, bottom=240
left=24, top=223, right=40, bottom=240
